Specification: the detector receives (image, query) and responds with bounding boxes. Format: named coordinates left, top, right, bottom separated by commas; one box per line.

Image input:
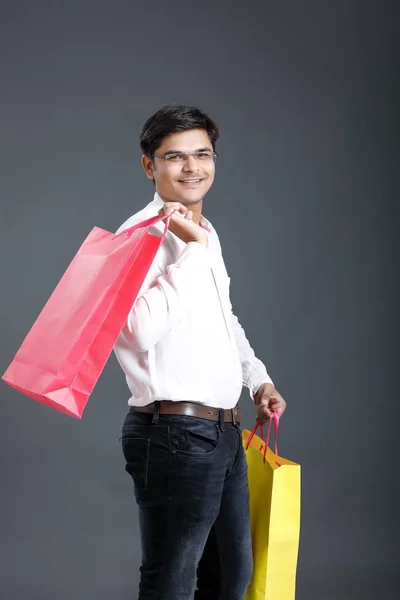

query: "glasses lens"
left=163, top=151, right=217, bottom=164
left=195, top=151, right=213, bottom=160
left=165, top=153, right=185, bottom=162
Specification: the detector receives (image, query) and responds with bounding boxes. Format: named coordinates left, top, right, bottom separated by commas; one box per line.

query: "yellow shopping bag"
left=243, top=411, right=301, bottom=600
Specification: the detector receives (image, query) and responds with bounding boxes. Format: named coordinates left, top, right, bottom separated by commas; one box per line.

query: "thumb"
left=185, top=210, right=193, bottom=220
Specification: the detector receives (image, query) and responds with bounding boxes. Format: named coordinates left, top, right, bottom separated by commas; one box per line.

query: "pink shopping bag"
left=2, top=213, right=171, bottom=418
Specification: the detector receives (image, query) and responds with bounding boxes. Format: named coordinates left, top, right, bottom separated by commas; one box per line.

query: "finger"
left=268, top=397, right=281, bottom=407
left=161, top=203, right=187, bottom=216
left=273, top=403, right=286, bottom=416
left=164, top=207, right=179, bottom=216
left=260, top=397, right=272, bottom=407
left=257, top=405, right=272, bottom=419
left=269, top=396, right=285, bottom=409
left=256, top=414, right=270, bottom=425
left=185, top=210, right=193, bottom=220
left=168, top=202, right=187, bottom=215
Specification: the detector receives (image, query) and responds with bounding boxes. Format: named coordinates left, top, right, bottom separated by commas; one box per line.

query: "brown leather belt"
left=130, top=400, right=241, bottom=424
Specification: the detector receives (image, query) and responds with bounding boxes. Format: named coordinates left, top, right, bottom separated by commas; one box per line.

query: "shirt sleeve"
left=210, top=229, right=274, bottom=401
left=231, top=311, right=274, bottom=401
left=121, top=241, right=212, bottom=352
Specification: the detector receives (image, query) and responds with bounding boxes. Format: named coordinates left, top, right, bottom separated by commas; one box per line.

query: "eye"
left=196, top=152, right=212, bottom=159
left=166, top=153, right=185, bottom=161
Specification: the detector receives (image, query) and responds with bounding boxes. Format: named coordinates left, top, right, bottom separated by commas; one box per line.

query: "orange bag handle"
left=246, top=409, right=280, bottom=463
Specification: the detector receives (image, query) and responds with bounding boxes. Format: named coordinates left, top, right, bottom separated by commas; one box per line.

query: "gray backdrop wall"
left=0, top=1, right=398, bottom=599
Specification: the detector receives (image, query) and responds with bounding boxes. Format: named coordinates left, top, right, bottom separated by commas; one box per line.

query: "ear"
left=141, top=154, right=155, bottom=180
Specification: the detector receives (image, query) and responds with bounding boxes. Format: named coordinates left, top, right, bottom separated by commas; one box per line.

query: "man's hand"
left=254, top=383, right=287, bottom=425
left=158, top=202, right=208, bottom=246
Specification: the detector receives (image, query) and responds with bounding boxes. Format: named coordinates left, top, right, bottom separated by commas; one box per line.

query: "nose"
left=183, top=154, right=200, bottom=172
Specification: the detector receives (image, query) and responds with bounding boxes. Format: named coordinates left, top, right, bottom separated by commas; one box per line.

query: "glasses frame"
left=152, top=150, right=218, bottom=164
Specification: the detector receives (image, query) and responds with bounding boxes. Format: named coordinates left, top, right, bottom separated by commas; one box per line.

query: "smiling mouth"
left=177, top=178, right=204, bottom=183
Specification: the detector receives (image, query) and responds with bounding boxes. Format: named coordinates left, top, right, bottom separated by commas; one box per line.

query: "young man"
left=114, top=105, right=287, bottom=600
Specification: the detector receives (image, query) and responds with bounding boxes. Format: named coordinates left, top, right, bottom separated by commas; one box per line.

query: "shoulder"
left=115, top=198, right=164, bottom=235
left=115, top=201, right=169, bottom=271
left=115, top=207, right=153, bottom=235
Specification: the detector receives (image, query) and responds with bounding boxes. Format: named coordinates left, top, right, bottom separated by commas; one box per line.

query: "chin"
left=181, top=195, right=203, bottom=204
left=180, top=187, right=211, bottom=203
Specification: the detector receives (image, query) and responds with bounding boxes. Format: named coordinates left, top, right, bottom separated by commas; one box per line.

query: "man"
left=114, top=105, right=287, bottom=600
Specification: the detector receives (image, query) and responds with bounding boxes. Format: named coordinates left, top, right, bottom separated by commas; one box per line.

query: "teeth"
left=181, top=179, right=201, bottom=183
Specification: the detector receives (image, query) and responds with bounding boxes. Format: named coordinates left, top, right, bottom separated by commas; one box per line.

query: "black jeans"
left=121, top=403, right=253, bottom=600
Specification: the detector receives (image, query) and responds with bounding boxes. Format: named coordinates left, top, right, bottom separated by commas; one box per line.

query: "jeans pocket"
left=169, top=420, right=220, bottom=457
left=121, top=436, right=151, bottom=493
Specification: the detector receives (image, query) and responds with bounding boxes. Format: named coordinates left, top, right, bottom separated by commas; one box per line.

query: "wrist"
left=254, top=382, right=275, bottom=404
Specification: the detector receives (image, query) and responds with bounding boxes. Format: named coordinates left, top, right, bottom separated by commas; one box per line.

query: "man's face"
left=142, top=128, right=216, bottom=206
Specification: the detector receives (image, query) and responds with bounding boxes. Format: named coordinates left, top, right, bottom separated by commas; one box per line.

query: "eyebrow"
left=162, top=146, right=212, bottom=155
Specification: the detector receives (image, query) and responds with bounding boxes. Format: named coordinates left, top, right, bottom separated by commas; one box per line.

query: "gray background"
left=0, top=1, right=398, bottom=599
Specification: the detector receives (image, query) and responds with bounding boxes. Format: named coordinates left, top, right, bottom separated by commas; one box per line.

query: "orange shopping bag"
left=2, top=213, right=171, bottom=418
left=243, top=411, right=301, bottom=600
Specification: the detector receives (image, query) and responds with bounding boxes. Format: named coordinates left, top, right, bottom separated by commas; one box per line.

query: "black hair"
left=139, top=104, right=220, bottom=157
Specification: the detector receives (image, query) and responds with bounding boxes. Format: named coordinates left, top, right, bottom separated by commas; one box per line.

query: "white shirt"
left=113, top=193, right=273, bottom=410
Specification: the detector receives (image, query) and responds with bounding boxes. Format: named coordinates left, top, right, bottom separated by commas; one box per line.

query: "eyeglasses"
left=152, top=150, right=218, bottom=165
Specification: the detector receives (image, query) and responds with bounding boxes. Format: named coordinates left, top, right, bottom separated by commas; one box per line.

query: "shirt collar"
left=151, top=192, right=213, bottom=233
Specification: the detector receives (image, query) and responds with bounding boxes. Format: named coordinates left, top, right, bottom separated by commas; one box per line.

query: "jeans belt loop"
left=218, top=408, right=225, bottom=432
left=152, top=401, right=160, bottom=424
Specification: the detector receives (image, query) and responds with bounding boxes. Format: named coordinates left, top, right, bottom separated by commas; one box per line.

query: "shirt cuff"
left=247, top=370, right=274, bottom=402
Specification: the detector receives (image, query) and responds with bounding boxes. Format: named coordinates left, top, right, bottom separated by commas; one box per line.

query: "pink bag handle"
left=245, top=409, right=280, bottom=464
left=113, top=212, right=173, bottom=239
